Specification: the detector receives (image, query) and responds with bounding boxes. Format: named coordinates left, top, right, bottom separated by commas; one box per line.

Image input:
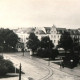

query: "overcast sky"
left=0, top=0, right=80, bottom=29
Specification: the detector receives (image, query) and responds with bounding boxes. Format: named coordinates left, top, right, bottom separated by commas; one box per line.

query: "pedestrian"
left=62, top=62, right=64, bottom=68
left=22, top=48, right=24, bottom=56
left=60, top=62, right=62, bottom=69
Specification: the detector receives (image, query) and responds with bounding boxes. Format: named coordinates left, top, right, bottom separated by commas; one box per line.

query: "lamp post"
left=19, top=63, right=21, bottom=80
left=70, top=59, right=73, bottom=68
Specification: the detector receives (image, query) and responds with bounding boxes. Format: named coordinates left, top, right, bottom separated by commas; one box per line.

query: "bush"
left=63, top=54, right=79, bottom=68
left=0, top=59, right=15, bottom=76
left=4, top=60, right=15, bottom=73
left=37, top=48, right=46, bottom=58
left=50, top=49, right=59, bottom=60
left=0, top=46, right=3, bottom=52
left=37, top=48, right=59, bottom=59
left=0, top=60, right=8, bottom=76
left=0, top=55, right=3, bottom=60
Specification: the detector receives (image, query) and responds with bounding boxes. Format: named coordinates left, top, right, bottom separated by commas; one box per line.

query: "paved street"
left=1, top=52, right=80, bottom=80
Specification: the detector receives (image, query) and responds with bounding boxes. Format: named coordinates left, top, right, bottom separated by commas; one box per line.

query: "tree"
left=37, top=36, right=59, bottom=59
left=73, top=36, right=80, bottom=54
left=0, top=57, right=14, bottom=76
left=58, top=31, right=73, bottom=55
left=40, top=36, right=54, bottom=58
left=58, top=31, right=79, bottom=68
left=40, top=36, right=54, bottom=49
left=27, top=33, right=40, bottom=54
left=0, top=28, right=19, bottom=52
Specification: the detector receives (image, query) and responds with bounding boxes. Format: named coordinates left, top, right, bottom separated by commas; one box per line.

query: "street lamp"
left=19, top=63, right=21, bottom=80
left=70, top=59, right=73, bottom=68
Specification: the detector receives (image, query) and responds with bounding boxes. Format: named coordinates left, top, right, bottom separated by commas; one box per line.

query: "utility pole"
left=19, top=63, right=21, bottom=80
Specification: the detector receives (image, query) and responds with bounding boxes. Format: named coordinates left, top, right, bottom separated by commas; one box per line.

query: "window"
left=58, top=35, right=59, bottom=38
left=54, top=40, right=56, bottom=43
left=51, top=35, right=53, bottom=38
left=54, top=35, right=56, bottom=38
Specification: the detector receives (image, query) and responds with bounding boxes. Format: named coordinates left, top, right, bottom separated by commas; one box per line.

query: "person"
left=62, top=62, right=64, bottom=68
left=60, top=62, right=62, bottom=69
left=22, top=48, right=24, bottom=56
left=22, top=48, right=24, bottom=52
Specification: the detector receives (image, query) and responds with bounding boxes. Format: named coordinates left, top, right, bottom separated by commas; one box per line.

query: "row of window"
left=16, top=45, right=23, bottom=48
left=51, top=35, right=61, bottom=39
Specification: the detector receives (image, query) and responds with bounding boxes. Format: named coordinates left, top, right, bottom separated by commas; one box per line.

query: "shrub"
left=0, top=64, right=8, bottom=76
left=0, top=60, right=8, bottom=76
left=63, top=54, right=79, bottom=68
left=37, top=48, right=59, bottom=59
left=0, top=59, right=15, bottom=76
left=4, top=60, right=15, bottom=73
left=0, top=55, right=3, bottom=60
left=0, top=46, right=3, bottom=52
left=37, top=48, right=45, bottom=58
left=50, top=49, right=59, bottom=60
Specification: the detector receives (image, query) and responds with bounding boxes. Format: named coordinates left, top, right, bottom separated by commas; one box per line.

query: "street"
left=2, top=52, right=80, bottom=80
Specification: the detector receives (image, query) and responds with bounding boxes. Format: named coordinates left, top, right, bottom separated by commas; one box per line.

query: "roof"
left=56, top=28, right=67, bottom=34
left=35, top=30, right=45, bottom=34
left=67, top=29, right=80, bottom=35
left=35, top=27, right=46, bottom=34
left=44, top=27, right=51, bottom=34
left=56, top=28, right=66, bottom=30
left=15, top=28, right=35, bottom=34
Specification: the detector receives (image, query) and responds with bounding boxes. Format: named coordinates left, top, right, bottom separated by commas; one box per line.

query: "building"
left=13, top=28, right=35, bottom=51
left=13, top=25, right=80, bottom=51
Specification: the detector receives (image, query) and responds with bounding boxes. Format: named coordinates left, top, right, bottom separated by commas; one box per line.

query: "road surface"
left=3, top=52, right=80, bottom=80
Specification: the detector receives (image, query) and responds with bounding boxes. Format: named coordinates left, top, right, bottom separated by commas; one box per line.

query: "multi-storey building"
left=13, top=25, right=80, bottom=51
left=49, top=25, right=66, bottom=46
left=35, top=25, right=66, bottom=47
left=13, top=28, right=35, bottom=51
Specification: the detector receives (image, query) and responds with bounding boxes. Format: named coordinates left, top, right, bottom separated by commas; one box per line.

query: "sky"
left=0, top=0, right=80, bottom=29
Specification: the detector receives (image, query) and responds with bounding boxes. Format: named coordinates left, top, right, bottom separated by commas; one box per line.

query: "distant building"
left=13, top=25, right=80, bottom=51
left=67, top=29, right=80, bottom=46
left=16, top=42, right=24, bottom=51
left=13, top=28, right=35, bottom=51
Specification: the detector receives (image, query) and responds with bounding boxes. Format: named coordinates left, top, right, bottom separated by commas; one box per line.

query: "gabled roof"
left=35, top=27, right=46, bottom=34
left=44, top=27, right=51, bottom=34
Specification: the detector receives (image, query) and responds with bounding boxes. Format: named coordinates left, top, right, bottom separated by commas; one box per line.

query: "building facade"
left=13, top=25, right=80, bottom=51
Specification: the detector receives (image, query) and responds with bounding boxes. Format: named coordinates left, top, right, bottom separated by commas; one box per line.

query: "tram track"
left=4, top=53, right=80, bottom=80
left=5, top=54, right=54, bottom=80
left=15, top=55, right=54, bottom=80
